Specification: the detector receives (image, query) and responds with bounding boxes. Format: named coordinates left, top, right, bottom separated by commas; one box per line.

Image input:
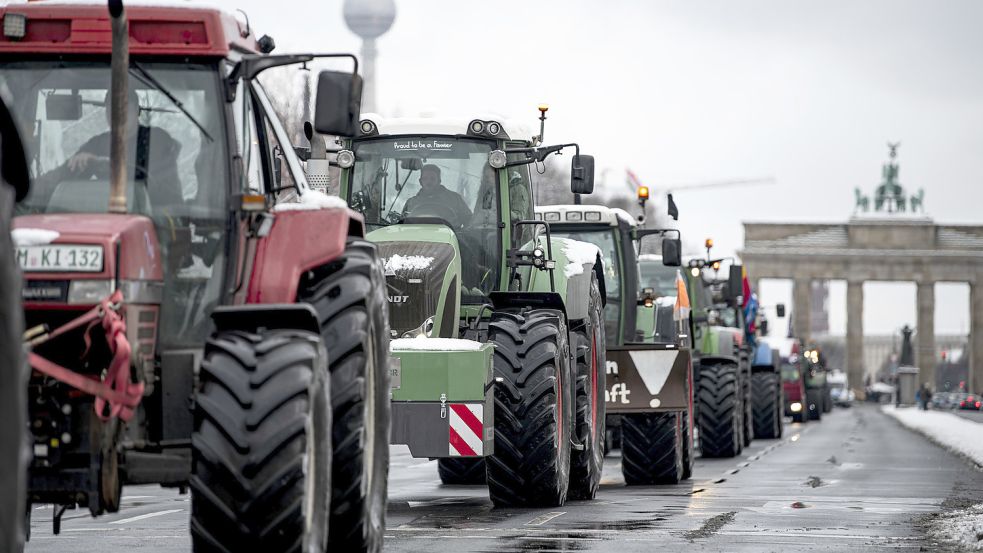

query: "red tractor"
left=2, top=2, right=390, bottom=551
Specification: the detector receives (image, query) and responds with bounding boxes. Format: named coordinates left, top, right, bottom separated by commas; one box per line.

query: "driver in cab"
left=403, top=164, right=472, bottom=228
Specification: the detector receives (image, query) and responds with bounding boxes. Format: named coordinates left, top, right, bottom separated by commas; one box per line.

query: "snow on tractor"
left=682, top=256, right=754, bottom=457
left=336, top=108, right=606, bottom=506
left=539, top=204, right=695, bottom=485
left=0, top=92, right=31, bottom=553
left=3, top=2, right=390, bottom=550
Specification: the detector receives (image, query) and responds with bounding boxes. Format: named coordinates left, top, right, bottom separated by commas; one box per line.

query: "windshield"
left=552, top=228, right=622, bottom=339
left=349, top=136, right=499, bottom=295
left=639, top=259, right=677, bottom=297
left=0, top=60, right=229, bottom=346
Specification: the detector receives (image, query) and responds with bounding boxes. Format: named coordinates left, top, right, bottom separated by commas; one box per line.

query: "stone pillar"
left=916, top=281, right=936, bottom=388
left=793, top=277, right=812, bottom=345
left=846, top=280, right=865, bottom=393
left=971, top=283, right=983, bottom=395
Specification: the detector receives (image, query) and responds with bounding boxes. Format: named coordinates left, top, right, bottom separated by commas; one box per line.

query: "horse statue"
left=854, top=187, right=870, bottom=213
left=910, top=188, right=924, bottom=213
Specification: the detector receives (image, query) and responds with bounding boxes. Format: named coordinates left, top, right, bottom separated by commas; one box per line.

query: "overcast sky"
left=224, top=0, right=982, bottom=337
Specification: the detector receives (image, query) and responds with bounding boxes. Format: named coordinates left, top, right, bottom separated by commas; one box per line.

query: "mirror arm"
left=502, top=143, right=579, bottom=167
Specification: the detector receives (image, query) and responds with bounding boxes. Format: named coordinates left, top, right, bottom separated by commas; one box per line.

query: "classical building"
left=740, top=145, right=983, bottom=393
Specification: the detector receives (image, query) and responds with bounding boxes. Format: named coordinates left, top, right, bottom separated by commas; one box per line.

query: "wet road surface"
left=24, top=404, right=983, bottom=552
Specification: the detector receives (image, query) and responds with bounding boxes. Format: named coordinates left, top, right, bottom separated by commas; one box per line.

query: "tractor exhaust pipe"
left=107, top=0, right=128, bottom=214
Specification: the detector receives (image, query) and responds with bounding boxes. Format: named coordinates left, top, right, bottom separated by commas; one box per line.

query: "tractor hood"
left=368, top=224, right=462, bottom=339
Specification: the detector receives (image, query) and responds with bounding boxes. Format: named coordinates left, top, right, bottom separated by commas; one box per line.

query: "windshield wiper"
left=129, top=62, right=213, bottom=142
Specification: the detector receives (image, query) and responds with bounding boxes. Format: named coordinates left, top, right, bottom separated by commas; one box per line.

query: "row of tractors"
left=0, top=2, right=832, bottom=553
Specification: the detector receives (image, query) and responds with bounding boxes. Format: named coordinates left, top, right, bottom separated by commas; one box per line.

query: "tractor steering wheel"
left=404, top=200, right=462, bottom=228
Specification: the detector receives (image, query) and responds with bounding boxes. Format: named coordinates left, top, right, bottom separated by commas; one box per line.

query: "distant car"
left=931, top=393, right=951, bottom=410
left=958, top=394, right=982, bottom=410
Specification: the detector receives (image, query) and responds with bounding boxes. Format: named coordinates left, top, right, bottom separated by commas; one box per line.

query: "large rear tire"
left=807, top=389, right=823, bottom=421
left=487, top=309, right=572, bottom=508
left=751, top=372, right=782, bottom=439
left=437, top=458, right=486, bottom=485
left=622, top=412, right=684, bottom=485
left=568, top=273, right=606, bottom=500
left=681, top=410, right=694, bottom=480
left=191, top=330, right=331, bottom=553
left=298, top=239, right=390, bottom=553
left=697, top=362, right=741, bottom=458
left=0, top=183, right=26, bottom=553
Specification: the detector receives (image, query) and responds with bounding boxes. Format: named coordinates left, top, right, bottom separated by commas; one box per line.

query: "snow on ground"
left=272, top=189, right=348, bottom=212
left=384, top=254, right=434, bottom=273
left=926, top=503, right=983, bottom=551
left=391, top=337, right=485, bottom=352
left=11, top=228, right=59, bottom=246
left=882, top=405, right=983, bottom=468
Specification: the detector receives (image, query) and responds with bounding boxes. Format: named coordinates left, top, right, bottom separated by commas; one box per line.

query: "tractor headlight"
left=706, top=309, right=720, bottom=326
left=3, top=13, right=26, bottom=39
left=336, top=149, right=355, bottom=168
left=68, top=280, right=114, bottom=305
left=790, top=402, right=803, bottom=413
left=488, top=149, right=507, bottom=169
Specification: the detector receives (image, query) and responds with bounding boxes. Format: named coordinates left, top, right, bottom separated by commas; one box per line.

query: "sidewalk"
left=882, top=405, right=983, bottom=468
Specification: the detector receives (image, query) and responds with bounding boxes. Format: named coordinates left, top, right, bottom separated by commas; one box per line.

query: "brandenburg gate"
left=739, top=145, right=983, bottom=394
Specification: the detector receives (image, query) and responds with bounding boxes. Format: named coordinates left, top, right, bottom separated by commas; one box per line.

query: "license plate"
left=17, top=245, right=104, bottom=272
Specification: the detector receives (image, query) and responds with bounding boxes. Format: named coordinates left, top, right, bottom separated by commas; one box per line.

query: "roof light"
left=690, top=267, right=700, bottom=277
left=543, top=212, right=560, bottom=222
left=712, top=261, right=721, bottom=271
left=585, top=211, right=601, bottom=222
left=537, top=103, right=549, bottom=114
left=705, top=238, right=714, bottom=249
left=487, top=121, right=501, bottom=135
left=358, top=119, right=377, bottom=136
left=637, top=185, right=649, bottom=200
left=565, top=211, right=583, bottom=221
left=488, top=149, right=507, bottom=169
left=470, top=120, right=484, bottom=134
left=3, top=13, right=26, bottom=39
left=336, top=149, right=355, bottom=169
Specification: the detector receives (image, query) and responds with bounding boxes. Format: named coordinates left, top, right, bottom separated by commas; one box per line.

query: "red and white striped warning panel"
left=448, top=403, right=484, bottom=457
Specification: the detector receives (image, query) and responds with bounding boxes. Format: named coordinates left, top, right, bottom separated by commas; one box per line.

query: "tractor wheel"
left=0, top=185, right=26, bottom=553
left=807, top=389, right=823, bottom=421
left=486, top=309, right=572, bottom=508
left=437, top=458, right=486, bottom=485
left=569, top=273, right=606, bottom=500
left=681, top=409, right=694, bottom=480
left=741, top=368, right=753, bottom=448
left=697, top=361, right=742, bottom=458
left=751, top=372, right=782, bottom=439
left=622, top=412, right=684, bottom=485
left=191, top=330, right=331, bottom=553
left=792, top=408, right=806, bottom=424
left=298, top=239, right=390, bottom=553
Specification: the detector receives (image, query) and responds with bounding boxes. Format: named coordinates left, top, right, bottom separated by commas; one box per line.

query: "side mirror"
left=728, top=265, right=743, bottom=303
left=314, top=70, right=363, bottom=137
left=661, top=238, right=682, bottom=267
left=570, top=154, right=594, bottom=195
left=776, top=303, right=786, bottom=318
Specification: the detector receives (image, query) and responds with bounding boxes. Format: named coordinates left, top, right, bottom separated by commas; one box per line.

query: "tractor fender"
left=246, top=208, right=363, bottom=304
left=211, top=303, right=321, bottom=335
left=562, top=254, right=603, bottom=322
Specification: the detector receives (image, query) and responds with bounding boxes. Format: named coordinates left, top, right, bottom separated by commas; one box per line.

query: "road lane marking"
left=108, top=509, right=183, bottom=524
left=525, top=511, right=566, bottom=526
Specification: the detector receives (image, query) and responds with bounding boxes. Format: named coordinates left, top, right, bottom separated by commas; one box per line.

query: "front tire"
left=437, top=458, right=486, bottom=485
left=751, top=372, right=782, bottom=439
left=487, top=309, right=572, bottom=508
left=622, top=412, right=684, bottom=485
left=569, top=273, right=606, bottom=500
left=697, top=362, right=741, bottom=458
left=298, top=239, right=391, bottom=553
left=191, top=330, right=331, bottom=553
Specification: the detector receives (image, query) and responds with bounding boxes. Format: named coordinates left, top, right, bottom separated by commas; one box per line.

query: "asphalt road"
left=953, top=408, right=983, bottom=423
left=24, top=404, right=983, bottom=552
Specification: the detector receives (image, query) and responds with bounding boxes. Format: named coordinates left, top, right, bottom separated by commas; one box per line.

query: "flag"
left=741, top=265, right=752, bottom=307
left=674, top=270, right=690, bottom=321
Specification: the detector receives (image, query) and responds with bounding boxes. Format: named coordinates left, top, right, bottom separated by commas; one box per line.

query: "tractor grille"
left=377, top=241, right=455, bottom=337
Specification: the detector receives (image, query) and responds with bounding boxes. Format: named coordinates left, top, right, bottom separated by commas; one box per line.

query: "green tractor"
left=536, top=205, right=694, bottom=485
left=335, top=110, right=608, bottom=506
left=680, top=256, right=754, bottom=457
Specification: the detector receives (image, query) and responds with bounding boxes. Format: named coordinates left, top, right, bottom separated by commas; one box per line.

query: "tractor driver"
left=403, top=164, right=472, bottom=229
left=52, top=89, right=183, bottom=212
